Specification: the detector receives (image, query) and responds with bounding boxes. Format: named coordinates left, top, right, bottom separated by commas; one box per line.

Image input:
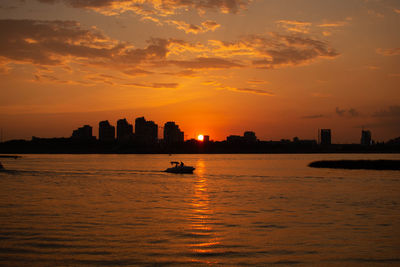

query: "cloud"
left=335, top=107, right=359, bottom=117
left=0, top=19, right=179, bottom=70
left=318, top=18, right=351, bottom=28
left=36, top=0, right=251, bottom=16
left=301, top=114, right=326, bottom=119
left=123, top=68, right=153, bottom=76
left=367, top=9, right=384, bottom=18
left=207, top=33, right=339, bottom=69
left=0, top=19, right=339, bottom=89
left=376, top=48, right=400, bottom=56
left=247, top=80, right=268, bottom=84
left=34, top=72, right=91, bottom=85
left=166, top=20, right=220, bottom=34
left=233, top=87, right=274, bottom=95
left=123, top=82, right=179, bottom=89
left=0, top=19, right=125, bottom=66
left=276, top=20, right=311, bottom=34
left=373, top=105, right=400, bottom=117
left=204, top=80, right=274, bottom=95
left=0, top=4, right=18, bottom=10
left=249, top=33, right=339, bottom=68
left=161, top=70, right=199, bottom=77
left=168, top=57, right=243, bottom=69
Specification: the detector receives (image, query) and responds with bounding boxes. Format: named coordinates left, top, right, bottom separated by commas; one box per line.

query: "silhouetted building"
left=72, top=125, right=94, bottom=141
left=135, top=117, right=158, bottom=145
left=164, top=122, right=184, bottom=144
left=361, top=130, right=371, bottom=145
left=203, top=135, right=210, bottom=143
left=117, top=118, right=133, bottom=142
left=227, top=131, right=258, bottom=143
left=227, top=135, right=243, bottom=143
left=99, top=120, right=115, bottom=142
left=244, top=131, right=257, bottom=143
left=319, top=129, right=331, bottom=145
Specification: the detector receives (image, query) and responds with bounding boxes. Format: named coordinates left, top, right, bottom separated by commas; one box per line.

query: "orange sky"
left=0, top=0, right=399, bottom=142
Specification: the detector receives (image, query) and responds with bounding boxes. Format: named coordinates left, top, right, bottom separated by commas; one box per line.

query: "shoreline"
left=309, top=160, right=400, bottom=170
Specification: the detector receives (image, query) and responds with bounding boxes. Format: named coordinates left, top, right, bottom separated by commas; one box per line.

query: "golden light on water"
left=188, top=159, right=221, bottom=261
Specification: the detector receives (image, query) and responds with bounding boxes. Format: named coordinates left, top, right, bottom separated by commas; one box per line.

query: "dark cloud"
left=0, top=19, right=339, bottom=98
left=336, top=107, right=359, bottom=117
left=0, top=19, right=122, bottom=65
left=211, top=33, right=339, bottom=69
left=204, top=81, right=273, bottom=95
left=0, top=19, right=172, bottom=68
left=123, top=68, right=153, bottom=76
left=234, top=87, right=274, bottom=95
left=36, top=0, right=250, bottom=15
left=166, top=20, right=220, bottom=34
left=301, top=114, right=326, bottom=119
left=250, top=33, right=339, bottom=68
left=169, top=57, right=242, bottom=69
left=373, top=105, right=400, bottom=117
left=124, top=82, right=179, bottom=89
left=161, top=70, right=198, bottom=77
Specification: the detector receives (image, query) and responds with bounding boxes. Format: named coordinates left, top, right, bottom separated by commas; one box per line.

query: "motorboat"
left=165, top=161, right=195, bottom=174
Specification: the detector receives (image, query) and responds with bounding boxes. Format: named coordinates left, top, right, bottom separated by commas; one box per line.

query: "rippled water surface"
left=0, top=154, right=400, bottom=266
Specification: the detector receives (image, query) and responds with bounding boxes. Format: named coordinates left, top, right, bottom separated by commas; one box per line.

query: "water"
left=0, top=154, right=399, bottom=266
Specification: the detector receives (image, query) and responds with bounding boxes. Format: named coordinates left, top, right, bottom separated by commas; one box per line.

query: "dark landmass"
left=309, top=160, right=400, bottom=170
left=0, top=137, right=400, bottom=154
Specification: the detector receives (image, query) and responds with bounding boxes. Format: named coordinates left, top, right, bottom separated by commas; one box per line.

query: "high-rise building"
left=361, top=130, right=372, bottom=145
left=117, top=118, right=133, bottom=142
left=244, top=131, right=257, bottom=143
left=203, top=135, right=210, bottom=143
left=135, top=117, right=158, bottom=144
left=164, top=122, right=184, bottom=144
left=99, top=120, right=115, bottom=142
left=319, top=129, right=331, bottom=145
left=72, top=125, right=94, bottom=140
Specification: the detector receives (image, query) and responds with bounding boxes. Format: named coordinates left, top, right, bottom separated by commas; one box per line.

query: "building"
left=244, top=131, right=257, bottom=143
left=227, top=131, right=257, bottom=143
left=135, top=117, right=158, bottom=145
left=99, top=120, right=115, bottom=142
left=164, top=121, right=184, bottom=144
left=117, top=118, right=133, bottom=142
left=361, top=130, right=372, bottom=145
left=71, top=125, right=94, bottom=140
left=203, top=135, right=210, bottom=143
left=319, top=129, right=331, bottom=145
left=227, top=135, right=243, bottom=143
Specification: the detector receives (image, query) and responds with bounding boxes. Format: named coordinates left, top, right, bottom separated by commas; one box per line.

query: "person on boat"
left=180, top=161, right=184, bottom=167
left=0, top=162, right=3, bottom=170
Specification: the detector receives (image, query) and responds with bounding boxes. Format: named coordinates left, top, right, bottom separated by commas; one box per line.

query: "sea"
left=0, top=154, right=399, bottom=266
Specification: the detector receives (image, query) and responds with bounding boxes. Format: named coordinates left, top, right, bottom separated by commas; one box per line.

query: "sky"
left=0, top=0, right=399, bottom=143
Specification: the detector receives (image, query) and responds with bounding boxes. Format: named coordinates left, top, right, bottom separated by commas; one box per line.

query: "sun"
left=197, top=134, right=204, bottom=141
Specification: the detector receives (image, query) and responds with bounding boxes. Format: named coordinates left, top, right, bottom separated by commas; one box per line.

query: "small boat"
left=165, top=161, right=195, bottom=174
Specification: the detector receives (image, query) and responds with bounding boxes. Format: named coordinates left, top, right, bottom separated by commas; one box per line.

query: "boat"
left=165, top=161, right=195, bottom=174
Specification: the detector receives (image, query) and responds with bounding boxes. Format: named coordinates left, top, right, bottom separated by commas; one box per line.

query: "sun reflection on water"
left=188, top=159, right=221, bottom=261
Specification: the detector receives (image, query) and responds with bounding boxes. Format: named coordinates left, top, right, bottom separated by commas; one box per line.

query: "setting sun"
left=197, top=135, right=204, bottom=141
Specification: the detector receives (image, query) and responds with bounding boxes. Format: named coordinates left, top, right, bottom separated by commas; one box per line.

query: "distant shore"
left=1, top=138, right=400, bottom=154
left=309, top=160, right=400, bottom=170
